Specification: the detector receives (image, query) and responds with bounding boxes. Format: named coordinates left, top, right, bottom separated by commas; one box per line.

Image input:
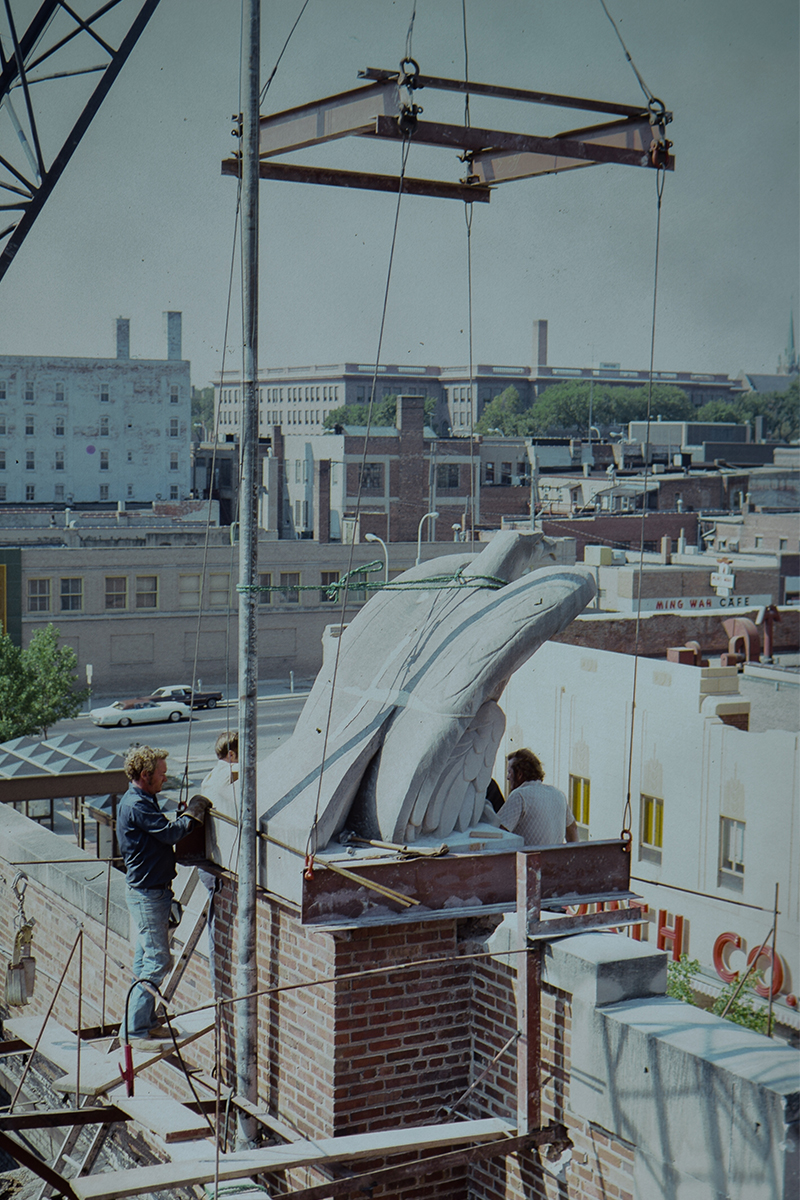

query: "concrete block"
left=545, top=930, right=668, bottom=1006
left=584, top=544, right=614, bottom=566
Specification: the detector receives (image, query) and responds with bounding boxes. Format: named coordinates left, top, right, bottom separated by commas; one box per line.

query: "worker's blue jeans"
left=123, top=885, right=173, bottom=1039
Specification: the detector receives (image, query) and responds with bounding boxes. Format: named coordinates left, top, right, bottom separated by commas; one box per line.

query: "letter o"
left=747, top=945, right=784, bottom=998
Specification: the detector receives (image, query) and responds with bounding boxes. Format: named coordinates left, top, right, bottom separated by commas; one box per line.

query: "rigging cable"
left=621, top=163, right=667, bottom=845
left=596, top=0, right=657, bottom=105
left=462, top=0, right=477, bottom=550
left=304, top=131, right=414, bottom=871
left=260, top=0, right=310, bottom=104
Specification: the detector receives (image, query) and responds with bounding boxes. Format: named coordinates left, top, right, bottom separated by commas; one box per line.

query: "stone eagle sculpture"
left=252, top=531, right=595, bottom=870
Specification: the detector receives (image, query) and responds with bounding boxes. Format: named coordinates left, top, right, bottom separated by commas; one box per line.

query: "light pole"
left=416, top=510, right=439, bottom=565
left=365, top=532, right=389, bottom=583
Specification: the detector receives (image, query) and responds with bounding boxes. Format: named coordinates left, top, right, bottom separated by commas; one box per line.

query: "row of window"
left=0, top=416, right=184, bottom=438
left=0, top=384, right=183, bottom=404
left=0, top=484, right=182, bottom=503
left=24, top=570, right=366, bottom=613
left=484, top=461, right=529, bottom=485
left=568, top=775, right=745, bottom=889
left=219, top=385, right=342, bottom=405
left=0, top=451, right=182, bottom=472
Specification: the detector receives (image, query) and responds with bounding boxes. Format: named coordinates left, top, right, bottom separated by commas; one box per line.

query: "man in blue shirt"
left=118, top=746, right=210, bottom=1046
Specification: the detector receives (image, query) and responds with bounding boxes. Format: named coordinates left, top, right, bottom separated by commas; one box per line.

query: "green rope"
left=235, top=561, right=508, bottom=599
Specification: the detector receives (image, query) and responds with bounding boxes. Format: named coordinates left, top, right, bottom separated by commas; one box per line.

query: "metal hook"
left=12, top=871, right=28, bottom=901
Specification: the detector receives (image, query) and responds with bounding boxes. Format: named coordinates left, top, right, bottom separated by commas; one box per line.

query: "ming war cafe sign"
left=638, top=594, right=773, bottom=612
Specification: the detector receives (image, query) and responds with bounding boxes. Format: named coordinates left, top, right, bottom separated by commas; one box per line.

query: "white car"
left=89, top=699, right=192, bottom=728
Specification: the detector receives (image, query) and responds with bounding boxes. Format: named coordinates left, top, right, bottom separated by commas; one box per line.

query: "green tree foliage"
left=524, top=382, right=694, bottom=436
left=475, top=386, right=523, bottom=435
left=191, top=386, right=215, bottom=437
left=697, top=378, right=798, bottom=442
left=666, top=954, right=772, bottom=1035
left=323, top=394, right=436, bottom=430
left=0, top=625, right=88, bottom=742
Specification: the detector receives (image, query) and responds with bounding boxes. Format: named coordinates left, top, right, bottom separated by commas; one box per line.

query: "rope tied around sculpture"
left=235, top=562, right=509, bottom=600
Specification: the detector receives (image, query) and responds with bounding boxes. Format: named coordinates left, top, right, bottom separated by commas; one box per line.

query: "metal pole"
left=767, top=882, right=778, bottom=1038
left=236, top=0, right=260, bottom=1150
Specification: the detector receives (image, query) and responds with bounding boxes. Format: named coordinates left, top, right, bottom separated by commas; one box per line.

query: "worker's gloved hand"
left=186, top=794, right=212, bottom=823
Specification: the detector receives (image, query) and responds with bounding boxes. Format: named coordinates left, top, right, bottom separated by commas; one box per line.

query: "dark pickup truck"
left=148, top=685, right=223, bottom=710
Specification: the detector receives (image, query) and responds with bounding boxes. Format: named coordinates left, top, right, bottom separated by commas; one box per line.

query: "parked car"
left=148, top=685, right=223, bottom=710
left=90, top=699, right=193, bottom=728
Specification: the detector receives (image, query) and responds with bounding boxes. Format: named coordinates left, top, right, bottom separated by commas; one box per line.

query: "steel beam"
left=301, top=839, right=633, bottom=925
left=222, top=157, right=491, bottom=202
left=359, top=67, right=654, bottom=121
left=472, top=117, right=662, bottom=184
left=0, top=1129, right=77, bottom=1199
left=370, top=115, right=672, bottom=173
left=258, top=82, right=399, bottom=158
left=0, top=1107, right=124, bottom=1132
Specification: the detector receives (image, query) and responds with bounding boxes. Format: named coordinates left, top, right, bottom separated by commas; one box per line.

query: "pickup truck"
left=148, top=684, right=223, bottom=710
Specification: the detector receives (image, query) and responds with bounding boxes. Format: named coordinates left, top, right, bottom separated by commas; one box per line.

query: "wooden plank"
left=3, top=1017, right=112, bottom=1078
left=108, top=1081, right=212, bottom=1144
left=71, top=1117, right=514, bottom=1199
left=53, top=1016, right=215, bottom=1096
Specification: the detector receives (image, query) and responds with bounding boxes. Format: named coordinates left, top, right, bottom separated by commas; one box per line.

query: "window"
left=0, top=381, right=6, bottom=400
left=360, top=462, right=384, bottom=490
left=25, top=484, right=35, bottom=501
left=754, top=536, right=763, bottom=549
left=208, top=572, right=231, bottom=607
left=100, top=385, right=109, bottom=403
left=55, top=383, right=64, bottom=402
left=501, top=461, right=512, bottom=486
left=100, top=417, right=109, bottom=436
left=135, top=576, right=158, bottom=608
left=126, top=484, right=133, bottom=497
left=55, top=418, right=65, bottom=436
left=436, top=464, right=460, bottom=490
left=0, top=414, right=5, bottom=434
left=27, top=579, right=51, bottom=612
left=54, top=485, right=64, bottom=501
left=484, top=462, right=495, bottom=484
left=100, top=451, right=109, bottom=471
left=25, top=415, right=34, bottom=436
left=105, top=577, right=127, bottom=609
left=0, top=484, right=6, bottom=499
left=569, top=775, right=590, bottom=840
left=0, top=451, right=5, bottom=470
left=60, top=578, right=82, bottom=611
left=55, top=451, right=64, bottom=471
left=179, top=574, right=201, bottom=608
left=640, top=794, right=663, bottom=864
left=169, top=418, right=179, bottom=438
left=279, top=572, right=300, bottom=603
left=25, top=382, right=34, bottom=401
left=170, top=385, right=180, bottom=404
left=170, top=485, right=179, bottom=500
left=779, top=538, right=788, bottom=551
left=170, top=453, right=179, bottom=471
left=99, top=484, right=109, bottom=500
left=26, top=451, right=35, bottom=471
left=719, top=817, right=745, bottom=890
left=127, top=451, right=132, bottom=463
left=320, top=570, right=339, bottom=602
left=258, top=572, right=271, bottom=604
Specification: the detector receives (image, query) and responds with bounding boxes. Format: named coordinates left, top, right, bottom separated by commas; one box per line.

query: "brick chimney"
left=395, top=395, right=428, bottom=542
left=534, top=319, right=548, bottom=369
left=314, top=459, right=331, bottom=543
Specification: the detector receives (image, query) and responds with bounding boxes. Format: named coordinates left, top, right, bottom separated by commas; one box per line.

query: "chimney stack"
left=164, top=311, right=182, bottom=360
left=116, top=317, right=130, bottom=359
left=534, top=319, right=548, bottom=369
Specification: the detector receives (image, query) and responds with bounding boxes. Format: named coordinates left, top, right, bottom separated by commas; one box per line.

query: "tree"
left=191, top=386, right=215, bottom=438
left=525, top=381, right=694, bottom=436
left=475, top=386, right=523, bottom=435
left=323, top=394, right=436, bottom=430
left=0, top=625, right=88, bottom=742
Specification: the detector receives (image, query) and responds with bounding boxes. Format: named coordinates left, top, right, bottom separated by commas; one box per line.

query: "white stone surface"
left=251, top=532, right=596, bottom=902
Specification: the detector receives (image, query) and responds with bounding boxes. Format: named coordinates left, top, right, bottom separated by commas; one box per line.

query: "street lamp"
left=416, top=510, right=439, bottom=565
left=364, top=533, right=389, bottom=583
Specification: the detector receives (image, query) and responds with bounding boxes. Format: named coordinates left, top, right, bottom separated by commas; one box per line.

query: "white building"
left=0, top=314, right=191, bottom=505
left=497, top=639, right=799, bottom=1036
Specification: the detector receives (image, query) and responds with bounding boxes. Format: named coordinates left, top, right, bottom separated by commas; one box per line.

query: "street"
left=49, top=691, right=308, bottom=798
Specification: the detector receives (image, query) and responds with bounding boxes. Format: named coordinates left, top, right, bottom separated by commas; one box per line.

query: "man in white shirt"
left=497, top=748, right=579, bottom=845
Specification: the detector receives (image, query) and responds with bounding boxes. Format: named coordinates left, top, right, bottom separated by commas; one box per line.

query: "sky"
left=0, top=0, right=797, bottom=390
